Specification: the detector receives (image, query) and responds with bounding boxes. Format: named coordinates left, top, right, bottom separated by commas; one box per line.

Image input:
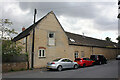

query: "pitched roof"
left=12, top=11, right=117, bottom=48
left=65, top=32, right=117, bottom=48
left=12, top=11, right=52, bottom=42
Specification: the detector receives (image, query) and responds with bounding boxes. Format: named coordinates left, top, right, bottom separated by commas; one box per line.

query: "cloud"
left=18, top=2, right=117, bottom=31
left=0, top=1, right=118, bottom=42
left=1, top=1, right=32, bottom=33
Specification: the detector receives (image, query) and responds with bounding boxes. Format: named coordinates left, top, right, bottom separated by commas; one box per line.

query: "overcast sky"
left=0, top=0, right=118, bottom=42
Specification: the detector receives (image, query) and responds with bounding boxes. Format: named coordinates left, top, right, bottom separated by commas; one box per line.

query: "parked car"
left=90, top=55, right=107, bottom=65
left=74, top=58, right=94, bottom=67
left=116, top=55, right=120, bottom=60
left=47, top=58, right=78, bottom=71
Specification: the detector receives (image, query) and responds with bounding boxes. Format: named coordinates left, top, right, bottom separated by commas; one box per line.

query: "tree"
left=1, top=19, right=23, bottom=57
left=116, top=35, right=120, bottom=43
left=2, top=40, right=23, bottom=55
left=105, top=37, right=111, bottom=42
left=0, top=19, right=18, bottom=39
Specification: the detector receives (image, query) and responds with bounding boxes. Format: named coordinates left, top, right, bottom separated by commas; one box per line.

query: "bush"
left=2, top=40, right=28, bottom=63
left=2, top=40, right=23, bottom=55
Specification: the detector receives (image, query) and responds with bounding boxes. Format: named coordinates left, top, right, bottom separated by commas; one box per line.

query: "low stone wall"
left=2, top=62, right=28, bottom=72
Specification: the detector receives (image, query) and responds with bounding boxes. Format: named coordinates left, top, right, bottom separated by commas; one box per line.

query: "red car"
left=74, top=58, right=94, bottom=67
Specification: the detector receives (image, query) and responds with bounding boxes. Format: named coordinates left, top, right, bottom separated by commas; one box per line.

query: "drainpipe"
left=92, top=46, right=93, bottom=55
left=31, top=9, right=37, bottom=69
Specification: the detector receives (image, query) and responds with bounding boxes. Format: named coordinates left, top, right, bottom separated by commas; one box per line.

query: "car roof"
left=75, top=58, right=81, bottom=59
left=75, top=57, right=89, bottom=59
left=91, top=54, right=103, bottom=56
left=61, top=58, right=70, bottom=60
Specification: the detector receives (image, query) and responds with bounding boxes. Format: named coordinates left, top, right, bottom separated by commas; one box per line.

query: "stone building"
left=13, top=11, right=119, bottom=68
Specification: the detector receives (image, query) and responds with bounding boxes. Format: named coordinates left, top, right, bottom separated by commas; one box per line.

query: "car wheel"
left=74, top=64, right=78, bottom=69
left=105, top=61, right=107, bottom=64
left=83, top=63, right=86, bottom=67
left=92, top=63, right=94, bottom=66
left=57, top=65, right=62, bottom=71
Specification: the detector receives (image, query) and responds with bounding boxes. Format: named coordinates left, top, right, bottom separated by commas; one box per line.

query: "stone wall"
left=68, top=45, right=118, bottom=61
left=2, top=62, right=28, bottom=72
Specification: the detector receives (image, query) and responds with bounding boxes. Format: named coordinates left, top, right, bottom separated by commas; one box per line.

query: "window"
left=81, top=51, right=84, bottom=58
left=38, top=49, right=45, bottom=57
left=74, top=51, right=79, bottom=59
left=75, top=58, right=81, bottom=61
left=69, top=38, right=75, bottom=42
left=48, top=32, right=55, bottom=46
left=53, top=58, right=61, bottom=61
left=61, top=59, right=67, bottom=62
left=67, top=59, right=72, bottom=62
left=86, top=58, right=90, bottom=60
left=83, top=58, right=86, bottom=60
left=49, top=32, right=54, bottom=38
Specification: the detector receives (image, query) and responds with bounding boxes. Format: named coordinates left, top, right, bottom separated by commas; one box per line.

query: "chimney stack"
left=22, top=27, right=25, bottom=31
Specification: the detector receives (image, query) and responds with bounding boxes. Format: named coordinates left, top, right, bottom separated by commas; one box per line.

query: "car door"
left=67, top=59, right=74, bottom=68
left=87, top=58, right=92, bottom=65
left=61, top=59, right=68, bottom=68
left=85, top=58, right=89, bottom=66
left=99, top=55, right=102, bottom=63
left=102, top=56, right=106, bottom=63
left=83, top=58, right=88, bottom=66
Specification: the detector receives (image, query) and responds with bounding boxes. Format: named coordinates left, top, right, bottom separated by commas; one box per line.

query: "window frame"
left=74, top=51, right=79, bottom=59
left=48, top=31, right=56, bottom=46
left=61, top=59, right=67, bottom=62
left=38, top=49, right=46, bottom=58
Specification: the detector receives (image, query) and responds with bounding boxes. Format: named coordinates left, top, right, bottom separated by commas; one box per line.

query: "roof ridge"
left=12, top=11, right=54, bottom=41
left=65, top=31, right=116, bottom=44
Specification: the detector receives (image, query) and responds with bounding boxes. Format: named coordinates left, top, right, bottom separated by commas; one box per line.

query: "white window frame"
left=48, top=31, right=55, bottom=46
left=75, top=51, right=79, bottom=58
left=38, top=49, right=46, bottom=57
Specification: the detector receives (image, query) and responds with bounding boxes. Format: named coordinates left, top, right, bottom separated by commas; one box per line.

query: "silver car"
left=47, top=58, right=78, bottom=71
left=116, top=55, right=120, bottom=60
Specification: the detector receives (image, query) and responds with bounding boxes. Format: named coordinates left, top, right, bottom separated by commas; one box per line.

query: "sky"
left=0, top=0, right=118, bottom=42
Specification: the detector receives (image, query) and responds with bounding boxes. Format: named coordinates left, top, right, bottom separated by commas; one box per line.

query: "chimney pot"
left=22, top=27, right=25, bottom=31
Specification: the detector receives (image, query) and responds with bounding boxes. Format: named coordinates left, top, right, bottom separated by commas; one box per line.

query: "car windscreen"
left=75, top=58, right=81, bottom=61
left=83, top=58, right=87, bottom=60
left=53, top=58, right=61, bottom=61
left=90, top=55, right=97, bottom=60
left=90, top=55, right=95, bottom=58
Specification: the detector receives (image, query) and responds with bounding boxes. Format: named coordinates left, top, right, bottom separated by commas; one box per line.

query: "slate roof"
left=12, top=11, right=117, bottom=48
left=12, top=12, right=50, bottom=42
left=65, top=32, right=117, bottom=48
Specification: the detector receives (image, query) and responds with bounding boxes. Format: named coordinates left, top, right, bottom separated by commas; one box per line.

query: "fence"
left=2, top=54, right=28, bottom=63
left=2, top=54, right=28, bottom=72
